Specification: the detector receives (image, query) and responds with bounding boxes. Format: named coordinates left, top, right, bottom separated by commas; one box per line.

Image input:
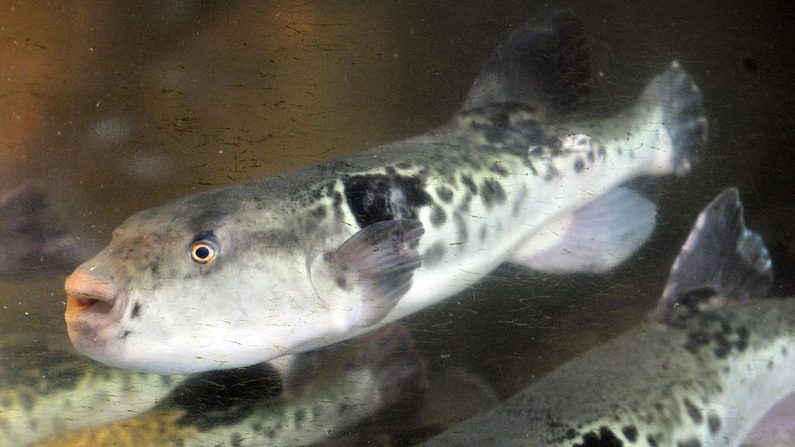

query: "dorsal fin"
left=461, top=10, right=591, bottom=118
left=653, top=188, right=773, bottom=319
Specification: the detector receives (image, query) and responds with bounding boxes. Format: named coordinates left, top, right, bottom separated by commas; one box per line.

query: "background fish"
left=64, top=10, right=707, bottom=374
left=0, top=183, right=86, bottom=281
left=0, top=333, right=183, bottom=447
left=421, top=188, right=784, bottom=446
left=25, top=325, right=425, bottom=447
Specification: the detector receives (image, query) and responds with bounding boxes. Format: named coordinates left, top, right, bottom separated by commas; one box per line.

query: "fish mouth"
left=64, top=271, right=120, bottom=317
left=64, top=271, right=126, bottom=357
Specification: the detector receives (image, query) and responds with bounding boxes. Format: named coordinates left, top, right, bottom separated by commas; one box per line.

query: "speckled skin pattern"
left=0, top=335, right=183, bottom=447
left=422, top=298, right=795, bottom=447
left=64, top=10, right=706, bottom=374
left=67, top=65, right=705, bottom=375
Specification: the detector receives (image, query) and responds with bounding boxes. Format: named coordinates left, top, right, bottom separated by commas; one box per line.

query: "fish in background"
left=420, top=188, right=787, bottom=447
left=64, top=10, right=707, bottom=375
left=0, top=325, right=425, bottom=447
left=0, top=183, right=85, bottom=280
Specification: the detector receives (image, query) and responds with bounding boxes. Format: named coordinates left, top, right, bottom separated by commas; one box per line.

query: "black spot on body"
left=294, top=408, right=306, bottom=428
left=683, top=398, right=703, bottom=424
left=169, top=363, right=281, bottom=431
left=423, top=242, right=446, bottom=268
left=574, top=158, right=585, bottom=173
left=430, top=205, right=447, bottom=227
left=231, top=433, right=243, bottom=447
left=131, top=302, right=141, bottom=319
left=435, top=186, right=454, bottom=203
left=343, top=174, right=430, bottom=228
left=385, top=166, right=397, bottom=175
left=480, top=178, right=506, bottom=207
left=490, top=162, right=509, bottom=177
left=677, top=439, right=701, bottom=447
left=311, top=205, right=327, bottom=219
left=574, top=426, right=623, bottom=447
left=621, top=425, right=638, bottom=442
left=461, top=174, right=478, bottom=194
left=707, top=413, right=721, bottom=434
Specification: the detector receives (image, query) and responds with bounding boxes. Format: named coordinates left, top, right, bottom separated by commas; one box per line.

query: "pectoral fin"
left=309, top=219, right=425, bottom=328
left=510, top=187, right=656, bottom=273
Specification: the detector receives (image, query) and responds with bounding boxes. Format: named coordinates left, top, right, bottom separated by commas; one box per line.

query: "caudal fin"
left=641, top=62, right=708, bottom=176
left=462, top=10, right=591, bottom=118
left=654, top=188, right=773, bottom=317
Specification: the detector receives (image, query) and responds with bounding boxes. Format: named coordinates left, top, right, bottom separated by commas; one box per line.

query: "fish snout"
left=65, top=270, right=118, bottom=316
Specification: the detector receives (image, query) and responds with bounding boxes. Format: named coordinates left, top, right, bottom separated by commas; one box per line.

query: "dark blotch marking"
left=170, top=363, right=282, bottom=431
left=598, top=147, right=607, bottom=159
left=231, top=433, right=243, bottom=447
left=311, top=205, right=327, bottom=220
left=621, top=425, right=638, bottom=443
left=677, top=439, right=702, bottom=447
left=461, top=174, right=478, bottom=195
left=435, top=186, right=453, bottom=203
left=647, top=434, right=659, bottom=446
left=574, top=426, right=623, bottom=447
left=294, top=407, right=306, bottom=428
left=490, top=162, right=509, bottom=177
left=343, top=174, right=430, bottom=228
left=430, top=205, right=447, bottom=227
left=573, top=157, right=585, bottom=173
left=708, top=413, right=721, bottom=434
left=131, top=302, right=142, bottom=319
left=683, top=398, right=703, bottom=424
left=423, top=242, right=446, bottom=268
left=480, top=178, right=506, bottom=208
left=385, top=166, right=397, bottom=175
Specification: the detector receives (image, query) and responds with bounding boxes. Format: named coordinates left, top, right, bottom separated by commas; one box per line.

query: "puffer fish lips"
left=64, top=269, right=127, bottom=358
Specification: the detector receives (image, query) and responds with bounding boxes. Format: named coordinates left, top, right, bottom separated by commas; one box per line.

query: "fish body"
left=64, top=11, right=707, bottom=374
left=422, top=189, right=784, bottom=447
left=0, top=334, right=184, bottom=447
left=26, top=325, right=425, bottom=447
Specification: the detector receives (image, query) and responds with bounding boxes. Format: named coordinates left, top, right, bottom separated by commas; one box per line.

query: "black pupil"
left=195, top=245, right=211, bottom=259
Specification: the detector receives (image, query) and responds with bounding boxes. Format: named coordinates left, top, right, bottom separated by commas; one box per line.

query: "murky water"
left=1, top=1, right=793, bottom=446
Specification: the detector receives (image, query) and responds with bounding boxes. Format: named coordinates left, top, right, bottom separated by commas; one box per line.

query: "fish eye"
left=190, top=240, right=218, bottom=264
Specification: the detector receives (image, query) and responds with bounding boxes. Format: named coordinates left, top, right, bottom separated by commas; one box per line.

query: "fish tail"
left=640, top=62, right=708, bottom=176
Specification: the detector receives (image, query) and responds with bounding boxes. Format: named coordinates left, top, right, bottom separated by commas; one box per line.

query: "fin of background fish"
left=420, top=188, right=783, bottom=446
left=654, top=187, right=773, bottom=318
left=0, top=183, right=84, bottom=280
left=29, top=324, right=427, bottom=447
left=309, top=219, right=425, bottom=328
left=511, top=187, right=656, bottom=273
left=462, top=9, right=591, bottom=118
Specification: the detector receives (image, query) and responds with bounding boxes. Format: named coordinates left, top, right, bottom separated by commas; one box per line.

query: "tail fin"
left=0, top=183, right=84, bottom=280
left=640, top=62, right=708, bottom=176
left=462, top=10, right=591, bottom=118
left=654, top=188, right=773, bottom=317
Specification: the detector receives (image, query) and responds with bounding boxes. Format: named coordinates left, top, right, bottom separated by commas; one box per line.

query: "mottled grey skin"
left=422, top=189, right=782, bottom=447
left=422, top=298, right=795, bottom=447
left=27, top=325, right=425, bottom=447
left=65, top=11, right=707, bottom=374
left=0, top=334, right=182, bottom=447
